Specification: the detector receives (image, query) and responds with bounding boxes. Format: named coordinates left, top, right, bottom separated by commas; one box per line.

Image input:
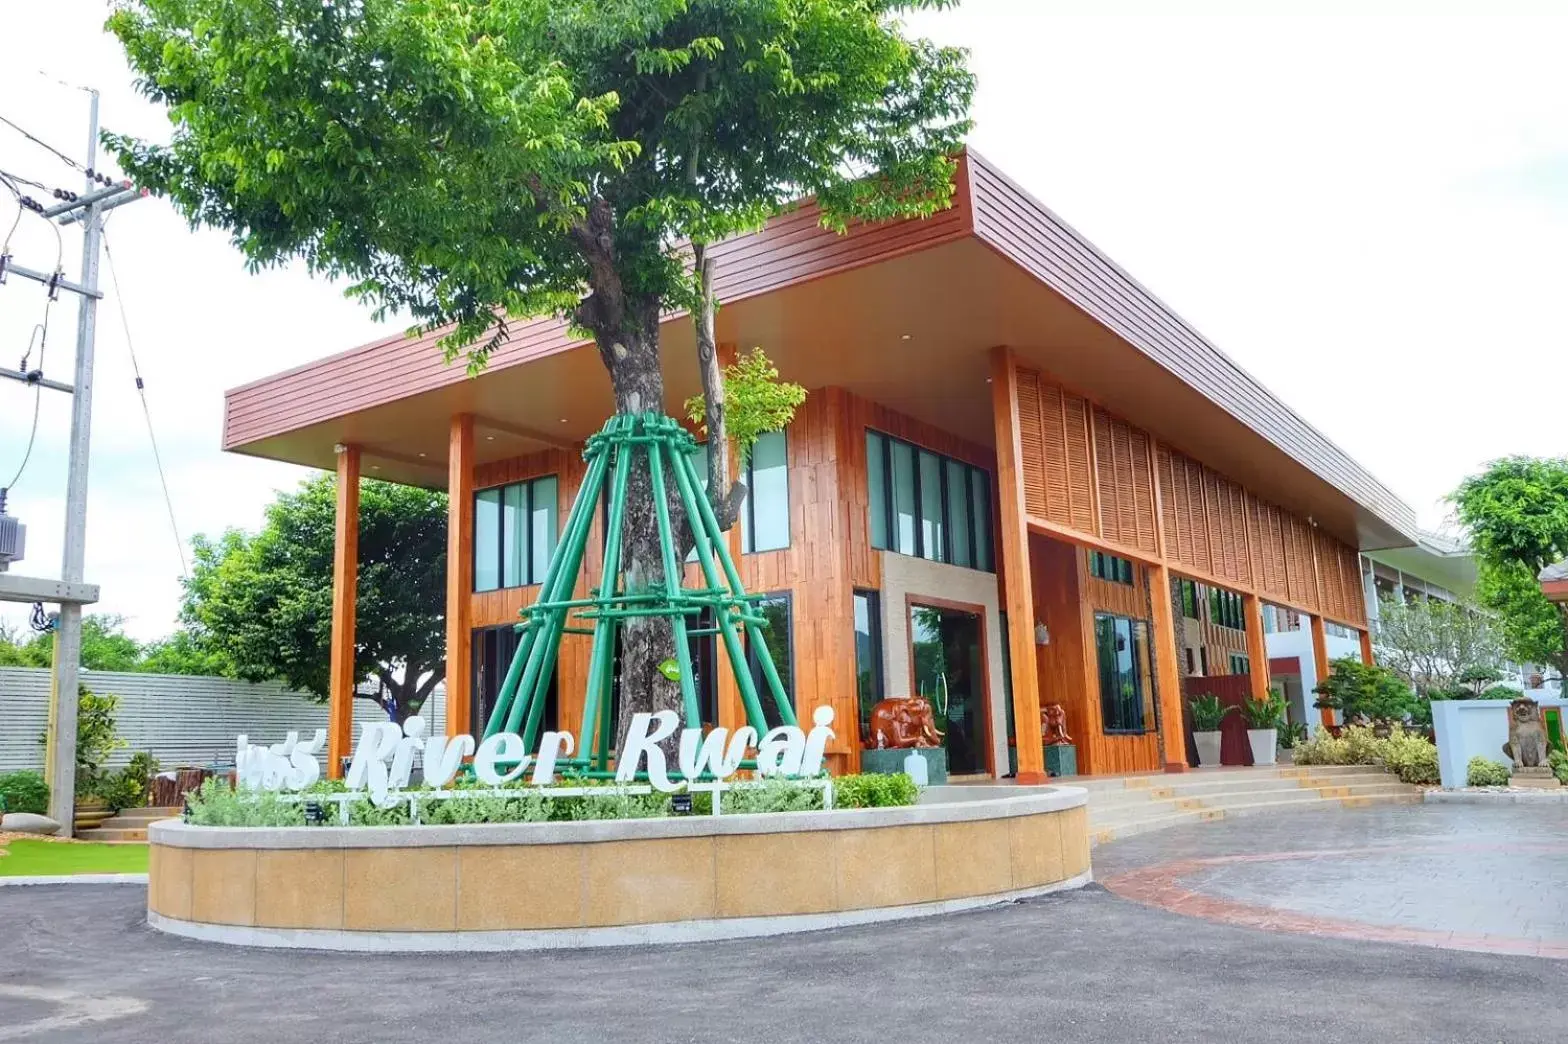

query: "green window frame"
left=1089, top=550, right=1135, bottom=585
left=1094, top=612, right=1156, bottom=735
left=474, top=474, right=558, bottom=592
left=1229, top=652, right=1250, bottom=676
left=866, top=430, right=993, bottom=571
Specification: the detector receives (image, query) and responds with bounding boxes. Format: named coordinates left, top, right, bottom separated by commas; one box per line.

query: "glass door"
left=909, top=603, right=988, bottom=775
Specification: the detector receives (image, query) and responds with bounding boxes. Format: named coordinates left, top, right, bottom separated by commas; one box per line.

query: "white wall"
left=1431, top=695, right=1567, bottom=788
left=1263, top=623, right=1358, bottom=734
left=0, top=667, right=445, bottom=774
left=877, top=552, right=1009, bottom=778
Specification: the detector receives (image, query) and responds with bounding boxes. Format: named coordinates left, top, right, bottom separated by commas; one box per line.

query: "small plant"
left=0, top=770, right=50, bottom=815
left=1240, top=691, right=1286, bottom=729
left=1342, top=724, right=1387, bottom=764
left=1292, top=729, right=1351, bottom=766
left=1380, top=731, right=1439, bottom=785
left=96, top=752, right=160, bottom=812
left=1277, top=722, right=1309, bottom=750
left=725, top=776, right=824, bottom=814
left=833, top=772, right=919, bottom=809
left=36, top=686, right=128, bottom=798
left=1188, top=694, right=1237, bottom=732
left=1549, top=750, right=1568, bottom=787
left=1466, top=756, right=1512, bottom=788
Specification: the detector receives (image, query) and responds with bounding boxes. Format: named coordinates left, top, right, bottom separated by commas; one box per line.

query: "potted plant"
left=1188, top=694, right=1236, bottom=768
left=1276, top=721, right=1308, bottom=763
left=1240, top=690, right=1286, bottom=766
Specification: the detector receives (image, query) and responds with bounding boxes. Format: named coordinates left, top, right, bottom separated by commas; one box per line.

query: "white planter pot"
left=1247, top=728, right=1278, bottom=766
left=1193, top=730, right=1224, bottom=768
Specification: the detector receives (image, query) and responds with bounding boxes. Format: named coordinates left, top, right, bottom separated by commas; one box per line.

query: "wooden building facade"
left=224, top=150, right=1417, bottom=782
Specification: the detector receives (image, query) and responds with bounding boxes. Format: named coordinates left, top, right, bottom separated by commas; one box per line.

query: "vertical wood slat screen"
left=1015, top=364, right=1366, bottom=627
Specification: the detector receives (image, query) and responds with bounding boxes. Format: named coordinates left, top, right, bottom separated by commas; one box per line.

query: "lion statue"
left=868, top=696, right=944, bottom=749
left=1502, top=696, right=1551, bottom=770
left=1040, top=703, right=1073, bottom=746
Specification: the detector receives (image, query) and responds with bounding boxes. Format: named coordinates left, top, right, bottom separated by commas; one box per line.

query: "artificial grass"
left=0, top=839, right=149, bottom=877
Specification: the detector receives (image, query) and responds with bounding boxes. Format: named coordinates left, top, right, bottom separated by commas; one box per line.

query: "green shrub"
left=1240, top=691, right=1286, bottom=729
left=1292, top=729, right=1351, bottom=766
left=1341, top=725, right=1386, bottom=764
left=1466, top=756, right=1512, bottom=787
left=1380, top=731, right=1439, bottom=785
left=1550, top=750, right=1568, bottom=786
left=725, top=776, right=824, bottom=814
left=1313, top=657, right=1417, bottom=724
left=1189, top=694, right=1237, bottom=732
left=96, top=751, right=159, bottom=812
left=1277, top=721, right=1308, bottom=750
left=833, top=772, right=919, bottom=809
left=0, top=770, right=50, bottom=815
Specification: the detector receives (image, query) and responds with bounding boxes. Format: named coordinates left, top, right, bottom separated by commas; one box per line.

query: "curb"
left=1424, top=790, right=1568, bottom=805
left=0, top=873, right=148, bottom=886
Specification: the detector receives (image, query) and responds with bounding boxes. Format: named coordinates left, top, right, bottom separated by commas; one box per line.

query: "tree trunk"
left=597, top=320, right=688, bottom=755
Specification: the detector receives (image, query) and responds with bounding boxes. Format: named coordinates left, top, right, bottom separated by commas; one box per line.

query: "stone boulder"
left=1, top=812, right=63, bottom=836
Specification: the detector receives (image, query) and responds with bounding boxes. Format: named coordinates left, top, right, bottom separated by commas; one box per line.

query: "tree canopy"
left=180, top=476, right=447, bottom=722
left=108, top=0, right=975, bottom=736
left=0, top=614, right=223, bottom=675
left=1451, top=456, right=1568, bottom=679
left=1372, top=594, right=1506, bottom=697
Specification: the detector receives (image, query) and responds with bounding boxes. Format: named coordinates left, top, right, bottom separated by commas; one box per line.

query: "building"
left=223, top=151, right=1423, bottom=782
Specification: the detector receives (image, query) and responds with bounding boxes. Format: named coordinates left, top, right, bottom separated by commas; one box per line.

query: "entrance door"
left=472, top=625, right=557, bottom=735
left=909, top=603, right=989, bottom=775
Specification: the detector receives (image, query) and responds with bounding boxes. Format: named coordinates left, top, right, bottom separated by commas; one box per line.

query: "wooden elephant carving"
left=868, top=696, right=944, bottom=749
left=1040, top=703, right=1073, bottom=746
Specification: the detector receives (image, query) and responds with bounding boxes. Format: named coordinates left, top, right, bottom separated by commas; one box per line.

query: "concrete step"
left=1149, top=776, right=1315, bottom=798
left=1090, top=808, right=1225, bottom=845
left=109, top=806, right=181, bottom=822
left=1089, top=797, right=1207, bottom=824
left=72, top=826, right=147, bottom=842
left=1277, top=764, right=1392, bottom=778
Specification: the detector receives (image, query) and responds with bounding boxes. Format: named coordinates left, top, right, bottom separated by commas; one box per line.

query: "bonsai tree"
left=108, top=0, right=974, bottom=738
left=1312, top=657, right=1417, bottom=726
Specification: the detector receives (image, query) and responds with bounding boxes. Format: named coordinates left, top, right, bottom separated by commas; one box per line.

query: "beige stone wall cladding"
left=149, top=797, right=1090, bottom=934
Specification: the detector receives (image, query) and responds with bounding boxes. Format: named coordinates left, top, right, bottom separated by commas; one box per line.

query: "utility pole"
left=41, top=91, right=103, bottom=834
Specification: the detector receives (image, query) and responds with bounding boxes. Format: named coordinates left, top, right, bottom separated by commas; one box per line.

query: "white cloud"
left=3, top=2, right=1564, bottom=640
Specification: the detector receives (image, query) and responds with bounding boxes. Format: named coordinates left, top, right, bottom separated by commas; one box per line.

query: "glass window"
left=746, top=593, right=794, bottom=730
left=1096, top=612, right=1154, bottom=734
left=890, top=439, right=918, bottom=557
left=867, top=433, right=888, bottom=551
left=865, top=429, right=994, bottom=571
left=945, top=460, right=971, bottom=569
left=1089, top=551, right=1135, bottom=586
left=853, top=590, right=883, bottom=735
left=684, top=442, right=709, bottom=564
left=473, top=475, right=558, bottom=592
left=474, top=489, right=501, bottom=592
left=918, top=450, right=944, bottom=562
left=744, top=430, right=789, bottom=554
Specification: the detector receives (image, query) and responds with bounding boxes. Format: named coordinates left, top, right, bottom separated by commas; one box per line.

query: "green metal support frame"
left=481, top=413, right=797, bottom=773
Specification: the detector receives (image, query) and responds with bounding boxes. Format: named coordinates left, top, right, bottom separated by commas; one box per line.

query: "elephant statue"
left=1040, top=703, right=1073, bottom=746
left=868, top=696, right=944, bottom=749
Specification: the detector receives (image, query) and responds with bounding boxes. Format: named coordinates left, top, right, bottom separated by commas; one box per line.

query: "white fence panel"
left=0, top=667, right=446, bottom=773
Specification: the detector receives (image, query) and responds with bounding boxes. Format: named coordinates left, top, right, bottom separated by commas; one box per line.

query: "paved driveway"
left=0, top=804, right=1558, bottom=1043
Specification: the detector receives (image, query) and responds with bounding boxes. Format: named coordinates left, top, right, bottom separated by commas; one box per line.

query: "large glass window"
left=475, top=474, right=558, bottom=592
left=741, top=430, right=789, bottom=554
left=746, top=592, right=794, bottom=729
left=1094, top=612, right=1156, bottom=734
left=866, top=430, right=994, bottom=571
left=1202, top=585, right=1244, bottom=629
left=853, top=590, right=884, bottom=735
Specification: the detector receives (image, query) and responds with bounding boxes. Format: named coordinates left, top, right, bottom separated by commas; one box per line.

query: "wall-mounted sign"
left=236, top=706, right=837, bottom=808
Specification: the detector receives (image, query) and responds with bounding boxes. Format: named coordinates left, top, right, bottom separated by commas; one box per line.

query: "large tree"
left=1372, top=594, right=1506, bottom=696
left=1451, top=456, right=1568, bottom=682
left=108, top=0, right=974, bottom=736
left=181, top=476, right=447, bottom=722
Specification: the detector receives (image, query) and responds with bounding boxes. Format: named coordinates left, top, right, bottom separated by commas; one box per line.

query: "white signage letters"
left=237, top=707, right=837, bottom=801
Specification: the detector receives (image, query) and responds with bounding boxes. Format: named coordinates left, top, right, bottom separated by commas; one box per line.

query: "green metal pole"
left=674, top=444, right=797, bottom=728
left=667, top=436, right=772, bottom=733
left=647, top=435, right=703, bottom=728
left=482, top=444, right=610, bottom=738
left=576, top=424, right=635, bottom=756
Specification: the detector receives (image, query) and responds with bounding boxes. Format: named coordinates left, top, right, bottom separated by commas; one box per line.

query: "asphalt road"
left=0, top=806, right=1557, bottom=1043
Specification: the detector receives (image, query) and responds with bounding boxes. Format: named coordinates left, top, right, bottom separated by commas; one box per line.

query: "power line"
left=0, top=112, right=84, bottom=171
left=101, top=224, right=189, bottom=577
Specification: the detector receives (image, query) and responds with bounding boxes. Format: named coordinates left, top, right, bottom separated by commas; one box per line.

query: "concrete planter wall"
left=145, top=789, right=1091, bottom=951
left=1432, top=695, right=1567, bottom=789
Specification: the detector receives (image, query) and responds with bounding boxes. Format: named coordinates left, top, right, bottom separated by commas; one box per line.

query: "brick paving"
left=1098, top=802, right=1568, bottom=958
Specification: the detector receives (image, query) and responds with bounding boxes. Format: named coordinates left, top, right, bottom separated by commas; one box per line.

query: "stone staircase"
left=1079, top=765, right=1422, bottom=845
left=73, top=806, right=180, bottom=842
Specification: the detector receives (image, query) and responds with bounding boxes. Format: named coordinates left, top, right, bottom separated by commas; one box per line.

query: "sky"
left=1, top=1, right=1565, bottom=642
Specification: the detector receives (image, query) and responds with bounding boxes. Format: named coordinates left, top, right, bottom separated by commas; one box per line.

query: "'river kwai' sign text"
left=236, top=707, right=837, bottom=808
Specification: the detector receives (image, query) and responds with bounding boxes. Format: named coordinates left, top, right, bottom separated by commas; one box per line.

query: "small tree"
left=108, top=0, right=975, bottom=739
left=1312, top=657, right=1417, bottom=726
left=181, top=476, right=447, bottom=722
left=36, top=686, right=127, bottom=798
left=1373, top=595, right=1505, bottom=696
left=1451, top=456, right=1568, bottom=682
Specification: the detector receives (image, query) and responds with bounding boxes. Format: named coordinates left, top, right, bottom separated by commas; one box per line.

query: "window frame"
left=740, top=429, right=790, bottom=555
left=1089, top=550, right=1136, bottom=586
left=866, top=429, right=994, bottom=572
left=473, top=474, right=558, bottom=593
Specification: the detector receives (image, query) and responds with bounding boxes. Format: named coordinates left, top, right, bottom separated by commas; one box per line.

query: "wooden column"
left=1309, top=614, right=1334, bottom=727
left=326, top=444, right=360, bottom=779
left=1147, top=562, right=1189, bottom=773
left=445, top=414, right=475, bottom=738
left=1243, top=593, right=1271, bottom=702
left=1358, top=628, right=1375, bottom=666
left=990, top=347, right=1047, bottom=784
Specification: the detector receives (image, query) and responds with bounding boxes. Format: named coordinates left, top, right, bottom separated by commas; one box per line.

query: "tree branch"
left=692, top=242, right=746, bottom=531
